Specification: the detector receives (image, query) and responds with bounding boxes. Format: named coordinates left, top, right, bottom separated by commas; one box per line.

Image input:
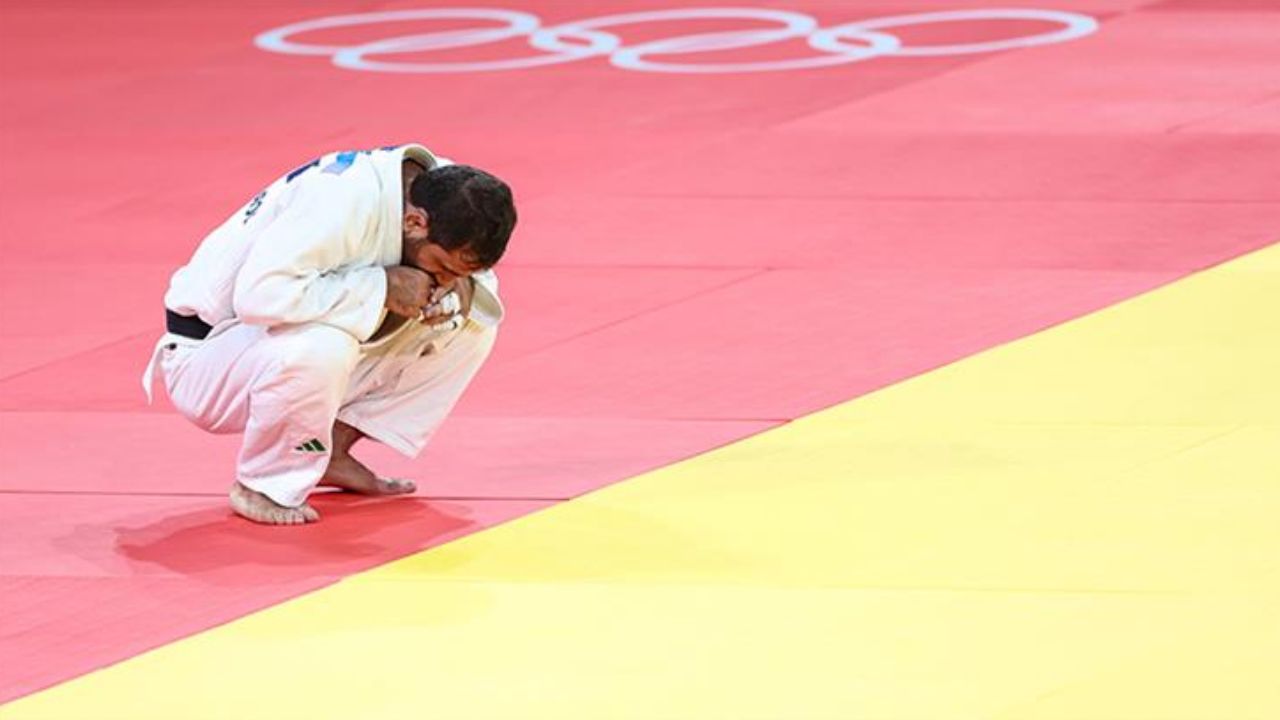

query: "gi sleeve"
left=232, top=171, right=388, bottom=341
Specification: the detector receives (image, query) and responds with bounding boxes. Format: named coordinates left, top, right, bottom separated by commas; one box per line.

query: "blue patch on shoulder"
left=321, top=151, right=359, bottom=175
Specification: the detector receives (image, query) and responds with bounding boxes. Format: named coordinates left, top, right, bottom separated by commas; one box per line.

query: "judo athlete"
left=141, top=144, right=516, bottom=525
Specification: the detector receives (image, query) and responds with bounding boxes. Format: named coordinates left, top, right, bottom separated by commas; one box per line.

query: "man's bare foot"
left=229, top=481, right=320, bottom=525
left=319, top=452, right=417, bottom=496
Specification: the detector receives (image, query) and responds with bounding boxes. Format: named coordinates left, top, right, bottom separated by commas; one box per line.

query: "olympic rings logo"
left=255, top=7, right=1099, bottom=74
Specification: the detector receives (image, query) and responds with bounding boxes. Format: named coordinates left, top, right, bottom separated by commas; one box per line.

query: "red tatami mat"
left=2, top=0, right=1277, bottom=702
left=464, top=266, right=1187, bottom=420
left=0, top=266, right=760, bottom=411
left=0, top=412, right=774, bottom=498
left=511, top=197, right=1280, bottom=271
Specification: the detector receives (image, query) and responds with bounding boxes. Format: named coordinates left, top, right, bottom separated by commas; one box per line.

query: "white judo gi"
left=141, top=144, right=503, bottom=508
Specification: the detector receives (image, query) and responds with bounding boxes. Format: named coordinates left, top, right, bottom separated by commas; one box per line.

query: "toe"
left=378, top=477, right=417, bottom=495
left=228, top=484, right=318, bottom=526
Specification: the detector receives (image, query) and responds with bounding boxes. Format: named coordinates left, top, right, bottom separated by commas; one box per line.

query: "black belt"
left=165, top=309, right=213, bottom=340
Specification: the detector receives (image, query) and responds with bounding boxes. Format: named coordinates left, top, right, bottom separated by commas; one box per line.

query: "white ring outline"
left=530, top=8, right=898, bottom=74
left=255, top=9, right=539, bottom=55
left=835, top=8, right=1099, bottom=56
left=256, top=8, right=605, bottom=74
left=254, top=6, right=1101, bottom=74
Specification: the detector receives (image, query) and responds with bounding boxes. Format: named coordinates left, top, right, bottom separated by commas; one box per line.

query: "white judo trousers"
left=154, top=317, right=496, bottom=508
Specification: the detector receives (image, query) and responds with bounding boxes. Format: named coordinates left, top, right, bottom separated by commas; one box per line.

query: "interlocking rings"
left=255, top=7, right=1099, bottom=74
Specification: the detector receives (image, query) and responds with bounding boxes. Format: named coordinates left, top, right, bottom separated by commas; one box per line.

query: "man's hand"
left=384, top=266, right=436, bottom=318
left=449, top=276, right=476, bottom=319
left=421, top=276, right=474, bottom=329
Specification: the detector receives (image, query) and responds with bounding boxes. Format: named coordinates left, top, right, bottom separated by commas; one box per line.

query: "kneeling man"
left=142, top=144, right=516, bottom=525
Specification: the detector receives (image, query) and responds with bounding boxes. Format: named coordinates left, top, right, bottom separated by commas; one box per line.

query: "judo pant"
left=152, top=319, right=496, bottom=507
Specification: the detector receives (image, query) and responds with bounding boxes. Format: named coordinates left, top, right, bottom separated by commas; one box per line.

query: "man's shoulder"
left=278, top=159, right=381, bottom=235
left=299, top=153, right=382, bottom=198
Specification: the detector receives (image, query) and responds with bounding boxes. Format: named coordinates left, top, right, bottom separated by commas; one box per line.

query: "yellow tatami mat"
left=5, top=245, right=1278, bottom=719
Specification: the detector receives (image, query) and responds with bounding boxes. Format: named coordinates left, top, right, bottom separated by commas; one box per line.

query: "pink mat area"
left=2, top=0, right=1277, bottom=702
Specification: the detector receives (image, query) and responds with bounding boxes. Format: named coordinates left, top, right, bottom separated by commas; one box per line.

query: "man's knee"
left=264, top=323, right=360, bottom=387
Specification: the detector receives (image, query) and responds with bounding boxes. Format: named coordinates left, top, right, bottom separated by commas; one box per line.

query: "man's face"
left=408, top=241, right=485, bottom=287
left=402, top=206, right=486, bottom=285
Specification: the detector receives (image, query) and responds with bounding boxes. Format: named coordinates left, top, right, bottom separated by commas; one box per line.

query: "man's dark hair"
left=409, top=164, right=516, bottom=268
